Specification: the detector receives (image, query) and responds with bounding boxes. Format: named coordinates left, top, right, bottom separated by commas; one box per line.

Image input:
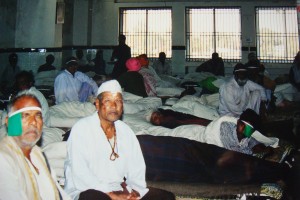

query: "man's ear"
left=237, top=119, right=245, bottom=127
left=236, top=119, right=245, bottom=132
left=95, top=98, right=100, bottom=110
left=5, top=116, right=8, bottom=126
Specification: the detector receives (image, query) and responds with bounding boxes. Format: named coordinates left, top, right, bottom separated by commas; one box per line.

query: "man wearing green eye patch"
left=220, top=108, right=274, bottom=156
left=0, top=91, right=70, bottom=200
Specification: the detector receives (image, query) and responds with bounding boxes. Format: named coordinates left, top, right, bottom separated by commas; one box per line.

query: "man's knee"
left=142, top=187, right=176, bottom=200
left=79, top=189, right=111, bottom=200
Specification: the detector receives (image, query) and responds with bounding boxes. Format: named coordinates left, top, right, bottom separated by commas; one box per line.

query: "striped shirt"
left=220, top=122, right=259, bottom=155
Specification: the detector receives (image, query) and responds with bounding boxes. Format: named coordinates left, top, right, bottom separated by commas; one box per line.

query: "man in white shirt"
left=218, top=63, right=267, bottom=118
left=152, top=52, right=172, bottom=75
left=0, top=91, right=70, bottom=200
left=64, top=80, right=175, bottom=200
left=54, top=57, right=98, bottom=104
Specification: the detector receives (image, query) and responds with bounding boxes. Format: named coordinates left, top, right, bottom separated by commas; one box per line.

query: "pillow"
left=123, top=91, right=143, bottom=103
left=172, top=99, right=219, bottom=120
left=123, top=97, right=162, bottom=114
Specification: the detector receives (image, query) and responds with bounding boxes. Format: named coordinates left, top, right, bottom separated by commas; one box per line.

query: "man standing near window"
left=110, top=34, right=131, bottom=79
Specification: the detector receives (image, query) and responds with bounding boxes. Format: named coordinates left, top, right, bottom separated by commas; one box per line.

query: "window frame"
left=255, top=6, right=299, bottom=63
left=185, top=6, right=242, bottom=62
left=119, top=7, right=172, bottom=58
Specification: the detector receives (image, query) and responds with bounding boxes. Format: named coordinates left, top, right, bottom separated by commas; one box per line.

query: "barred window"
left=256, top=7, right=299, bottom=63
left=186, top=7, right=241, bottom=62
left=120, top=8, right=172, bottom=58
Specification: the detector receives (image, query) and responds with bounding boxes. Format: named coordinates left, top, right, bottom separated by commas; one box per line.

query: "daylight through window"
left=186, top=7, right=241, bottom=62
left=120, top=8, right=172, bottom=58
left=256, top=7, right=299, bottom=63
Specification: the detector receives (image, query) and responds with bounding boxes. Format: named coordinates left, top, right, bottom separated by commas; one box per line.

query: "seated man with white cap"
left=218, top=63, right=267, bottom=118
left=64, top=80, right=175, bottom=200
left=54, top=56, right=98, bottom=104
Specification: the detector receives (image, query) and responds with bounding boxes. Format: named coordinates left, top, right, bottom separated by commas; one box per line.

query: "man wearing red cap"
left=117, top=57, right=147, bottom=97
left=137, top=54, right=157, bottom=97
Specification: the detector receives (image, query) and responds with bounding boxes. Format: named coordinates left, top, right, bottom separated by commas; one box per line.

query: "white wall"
left=0, top=0, right=297, bottom=78
left=87, top=0, right=296, bottom=77
left=15, top=0, right=57, bottom=48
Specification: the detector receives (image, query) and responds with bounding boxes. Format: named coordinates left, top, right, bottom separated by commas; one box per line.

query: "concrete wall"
left=0, top=0, right=298, bottom=78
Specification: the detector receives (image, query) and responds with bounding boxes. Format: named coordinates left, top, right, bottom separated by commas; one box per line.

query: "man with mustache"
left=0, top=91, right=70, bottom=200
left=218, top=63, right=267, bottom=118
left=64, top=80, right=175, bottom=200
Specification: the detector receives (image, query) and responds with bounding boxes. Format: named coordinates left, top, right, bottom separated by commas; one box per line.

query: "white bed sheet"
left=122, top=111, right=207, bottom=143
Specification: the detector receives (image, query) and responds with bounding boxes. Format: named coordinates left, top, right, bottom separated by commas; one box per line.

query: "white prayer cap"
left=97, top=80, right=122, bottom=95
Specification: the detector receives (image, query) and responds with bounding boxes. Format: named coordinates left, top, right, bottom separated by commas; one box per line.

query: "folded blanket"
left=156, top=87, right=185, bottom=97
left=172, top=98, right=219, bottom=120
left=42, top=141, right=67, bottom=179
left=42, top=141, right=67, bottom=159
left=122, top=91, right=143, bottom=102
left=48, top=101, right=96, bottom=128
left=50, top=166, right=64, bottom=178
left=47, top=158, right=65, bottom=169
left=41, top=127, right=65, bottom=148
left=124, top=97, right=162, bottom=114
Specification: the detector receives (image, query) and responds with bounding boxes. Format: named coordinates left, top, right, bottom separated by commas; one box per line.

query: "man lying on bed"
left=148, top=107, right=290, bottom=159
left=147, top=108, right=212, bottom=129
left=218, top=108, right=274, bottom=156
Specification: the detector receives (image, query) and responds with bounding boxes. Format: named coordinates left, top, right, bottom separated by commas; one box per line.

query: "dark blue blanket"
left=137, top=135, right=289, bottom=184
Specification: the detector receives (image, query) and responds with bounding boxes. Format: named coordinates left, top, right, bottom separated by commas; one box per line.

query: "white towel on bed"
left=252, top=131, right=279, bottom=148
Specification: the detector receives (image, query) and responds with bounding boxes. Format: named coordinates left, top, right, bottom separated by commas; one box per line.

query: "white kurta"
left=152, top=60, right=172, bottom=75
left=64, top=112, right=149, bottom=200
left=54, top=70, right=98, bottom=104
left=218, top=77, right=267, bottom=117
left=0, top=136, right=70, bottom=200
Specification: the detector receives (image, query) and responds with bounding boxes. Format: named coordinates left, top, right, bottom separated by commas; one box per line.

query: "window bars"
left=186, top=7, right=241, bottom=62
left=120, top=8, right=172, bottom=58
left=256, top=7, right=299, bottom=63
